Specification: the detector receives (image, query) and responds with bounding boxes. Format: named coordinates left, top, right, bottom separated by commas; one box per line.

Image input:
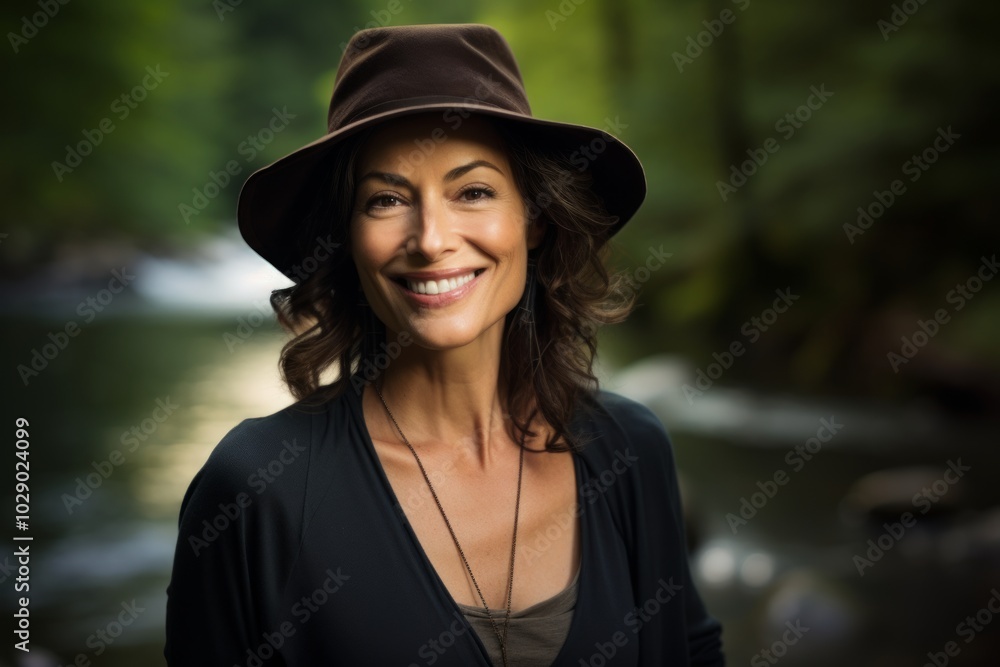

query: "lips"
left=392, top=268, right=485, bottom=296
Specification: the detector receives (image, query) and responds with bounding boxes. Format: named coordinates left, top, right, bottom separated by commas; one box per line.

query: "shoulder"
left=570, top=388, right=681, bottom=507
left=203, top=401, right=323, bottom=479
left=587, top=389, right=671, bottom=433
left=574, top=388, right=676, bottom=466
left=180, top=391, right=352, bottom=516
left=570, top=389, right=687, bottom=551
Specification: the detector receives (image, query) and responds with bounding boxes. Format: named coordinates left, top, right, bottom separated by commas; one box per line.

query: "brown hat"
left=237, top=23, right=646, bottom=281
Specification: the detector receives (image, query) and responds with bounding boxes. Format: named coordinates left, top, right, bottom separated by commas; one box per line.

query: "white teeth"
left=404, top=271, right=477, bottom=295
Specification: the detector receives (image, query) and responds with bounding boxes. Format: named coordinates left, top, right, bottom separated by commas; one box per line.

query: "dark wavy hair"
left=268, top=116, right=637, bottom=452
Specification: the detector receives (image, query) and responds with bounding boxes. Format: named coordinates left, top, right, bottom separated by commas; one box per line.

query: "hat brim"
left=237, top=102, right=646, bottom=280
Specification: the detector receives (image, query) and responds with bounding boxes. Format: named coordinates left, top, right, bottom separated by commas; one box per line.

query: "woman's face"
left=350, top=114, right=542, bottom=351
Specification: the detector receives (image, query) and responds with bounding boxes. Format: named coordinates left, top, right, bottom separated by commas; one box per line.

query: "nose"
left=406, top=194, right=456, bottom=261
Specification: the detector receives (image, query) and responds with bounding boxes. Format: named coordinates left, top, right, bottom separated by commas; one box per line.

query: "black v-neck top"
left=164, top=383, right=724, bottom=665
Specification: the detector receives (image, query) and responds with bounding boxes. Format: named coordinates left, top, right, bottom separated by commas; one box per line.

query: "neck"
left=371, top=324, right=518, bottom=469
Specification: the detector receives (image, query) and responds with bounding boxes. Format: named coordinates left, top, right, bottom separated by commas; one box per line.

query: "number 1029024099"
left=15, top=418, right=30, bottom=532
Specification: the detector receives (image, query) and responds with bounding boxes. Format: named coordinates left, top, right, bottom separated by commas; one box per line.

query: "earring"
left=358, top=288, right=383, bottom=368
left=519, top=254, right=538, bottom=325
left=518, top=255, right=543, bottom=376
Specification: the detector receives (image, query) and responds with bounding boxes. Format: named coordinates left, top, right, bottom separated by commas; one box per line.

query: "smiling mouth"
left=393, top=269, right=485, bottom=295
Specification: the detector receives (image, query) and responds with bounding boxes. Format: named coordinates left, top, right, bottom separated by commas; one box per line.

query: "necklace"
left=374, top=380, right=525, bottom=667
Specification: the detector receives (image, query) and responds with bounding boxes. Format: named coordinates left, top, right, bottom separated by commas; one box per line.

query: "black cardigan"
left=164, top=384, right=724, bottom=665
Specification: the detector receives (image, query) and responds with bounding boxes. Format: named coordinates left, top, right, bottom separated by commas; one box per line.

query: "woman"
left=165, top=23, right=724, bottom=666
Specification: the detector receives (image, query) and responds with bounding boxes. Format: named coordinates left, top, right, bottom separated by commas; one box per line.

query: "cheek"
left=351, top=222, right=389, bottom=274
left=480, top=215, right=530, bottom=300
left=349, top=228, right=389, bottom=306
left=477, top=205, right=529, bottom=256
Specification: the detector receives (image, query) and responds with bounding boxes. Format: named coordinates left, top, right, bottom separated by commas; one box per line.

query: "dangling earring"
left=519, top=254, right=538, bottom=325
left=519, top=254, right=542, bottom=374
left=357, top=287, right=383, bottom=373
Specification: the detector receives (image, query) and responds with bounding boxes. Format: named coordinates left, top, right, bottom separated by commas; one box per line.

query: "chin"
left=398, top=314, right=506, bottom=352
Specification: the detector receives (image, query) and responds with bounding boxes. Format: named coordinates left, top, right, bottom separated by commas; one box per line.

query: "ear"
left=526, top=216, right=545, bottom=250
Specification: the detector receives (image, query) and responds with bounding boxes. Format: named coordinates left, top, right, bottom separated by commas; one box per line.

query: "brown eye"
left=459, top=186, right=496, bottom=202
left=368, top=194, right=402, bottom=209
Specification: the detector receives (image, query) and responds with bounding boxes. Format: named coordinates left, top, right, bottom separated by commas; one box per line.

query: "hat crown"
left=328, top=24, right=532, bottom=132
left=238, top=23, right=646, bottom=280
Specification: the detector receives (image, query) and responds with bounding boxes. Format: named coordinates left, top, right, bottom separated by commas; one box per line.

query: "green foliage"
left=2, top=0, right=996, bottom=398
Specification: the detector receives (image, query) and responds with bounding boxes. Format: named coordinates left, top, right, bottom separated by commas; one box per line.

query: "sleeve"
left=163, top=422, right=263, bottom=666
left=611, top=396, right=726, bottom=665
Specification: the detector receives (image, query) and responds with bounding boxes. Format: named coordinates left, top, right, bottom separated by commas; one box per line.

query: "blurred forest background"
left=4, top=0, right=998, bottom=404
left=2, top=0, right=999, bottom=665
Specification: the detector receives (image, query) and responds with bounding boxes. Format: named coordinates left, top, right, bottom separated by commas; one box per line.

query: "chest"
left=270, top=436, right=643, bottom=666
left=372, top=439, right=581, bottom=612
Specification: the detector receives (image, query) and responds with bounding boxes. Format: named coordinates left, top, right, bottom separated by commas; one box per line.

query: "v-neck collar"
left=345, top=381, right=589, bottom=665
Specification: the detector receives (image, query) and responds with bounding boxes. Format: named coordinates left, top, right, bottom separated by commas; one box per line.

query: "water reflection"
left=609, top=356, right=1000, bottom=666
left=136, top=343, right=292, bottom=517
left=1, top=312, right=291, bottom=667
left=1, top=308, right=996, bottom=665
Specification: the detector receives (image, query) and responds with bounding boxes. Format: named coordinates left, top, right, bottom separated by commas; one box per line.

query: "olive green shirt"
left=457, top=566, right=580, bottom=666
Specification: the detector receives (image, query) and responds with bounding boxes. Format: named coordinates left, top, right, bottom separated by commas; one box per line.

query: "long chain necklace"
left=374, top=380, right=525, bottom=667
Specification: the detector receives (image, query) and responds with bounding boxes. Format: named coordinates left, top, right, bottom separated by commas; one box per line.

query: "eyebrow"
left=444, top=159, right=504, bottom=182
left=357, top=160, right=504, bottom=188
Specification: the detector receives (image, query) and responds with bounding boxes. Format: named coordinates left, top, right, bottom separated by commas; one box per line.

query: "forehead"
left=356, top=112, right=510, bottom=171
